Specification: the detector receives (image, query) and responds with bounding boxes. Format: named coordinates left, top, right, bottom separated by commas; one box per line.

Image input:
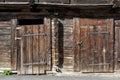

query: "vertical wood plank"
left=27, top=25, right=33, bottom=74
left=44, top=17, right=51, bottom=71
left=20, top=25, right=26, bottom=74
left=107, top=19, right=114, bottom=72
left=38, top=25, right=41, bottom=74
left=11, top=19, right=17, bottom=70
left=73, top=18, right=80, bottom=71
left=32, top=25, right=39, bottom=74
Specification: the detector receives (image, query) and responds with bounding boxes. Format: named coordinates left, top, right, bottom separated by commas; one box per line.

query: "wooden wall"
left=0, top=0, right=29, bottom=2
left=71, top=0, right=113, bottom=4
left=52, top=18, right=74, bottom=72
left=36, top=0, right=69, bottom=3
left=0, top=21, right=11, bottom=69
left=0, top=0, right=114, bottom=4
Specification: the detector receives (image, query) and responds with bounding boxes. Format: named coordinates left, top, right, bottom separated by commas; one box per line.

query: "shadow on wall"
left=57, top=21, right=64, bottom=68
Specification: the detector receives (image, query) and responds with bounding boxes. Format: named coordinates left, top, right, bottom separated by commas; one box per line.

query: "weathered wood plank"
left=38, top=25, right=41, bottom=74
left=20, top=25, right=26, bottom=74
left=71, top=0, right=113, bottom=4
left=107, top=19, right=114, bottom=72
left=44, top=17, right=51, bottom=71
left=16, top=26, right=21, bottom=74
left=27, top=25, right=33, bottom=74
left=73, top=18, right=80, bottom=72
left=39, top=25, right=45, bottom=74
left=11, top=19, right=17, bottom=70
left=36, top=0, right=69, bottom=4
left=115, top=27, right=120, bottom=71
left=5, top=0, right=29, bottom=2
left=32, top=25, right=39, bottom=74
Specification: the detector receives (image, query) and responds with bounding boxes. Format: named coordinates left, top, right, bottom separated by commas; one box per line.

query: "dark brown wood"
left=5, top=0, right=29, bottom=2
left=73, top=18, right=80, bottom=72
left=73, top=18, right=114, bottom=72
left=0, top=21, right=11, bottom=69
left=115, top=26, right=120, bottom=71
left=44, top=17, right=51, bottom=71
left=71, top=0, right=113, bottom=4
left=32, top=25, right=39, bottom=74
left=37, top=0, right=69, bottom=4
left=0, top=0, right=4, bottom=2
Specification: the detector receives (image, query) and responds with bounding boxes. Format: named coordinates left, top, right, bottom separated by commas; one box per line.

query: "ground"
left=1, top=73, right=120, bottom=80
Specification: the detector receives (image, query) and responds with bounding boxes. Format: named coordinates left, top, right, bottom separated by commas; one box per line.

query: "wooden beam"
left=11, top=18, right=17, bottom=71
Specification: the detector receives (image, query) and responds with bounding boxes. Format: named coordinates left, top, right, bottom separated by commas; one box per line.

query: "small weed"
left=2, top=70, right=12, bottom=75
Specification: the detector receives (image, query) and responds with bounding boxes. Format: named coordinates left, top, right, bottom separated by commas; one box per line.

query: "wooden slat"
left=20, top=25, right=26, bottom=74
left=38, top=25, right=41, bottom=74
left=107, top=19, right=114, bottom=72
left=37, top=0, right=69, bottom=4
left=71, top=0, right=113, bottom=4
left=32, top=25, right=39, bottom=74
left=44, top=17, right=51, bottom=71
left=27, top=25, right=33, bottom=74
left=115, top=27, right=120, bottom=71
left=73, top=18, right=80, bottom=71
left=16, top=26, right=21, bottom=74
left=5, top=0, right=29, bottom=2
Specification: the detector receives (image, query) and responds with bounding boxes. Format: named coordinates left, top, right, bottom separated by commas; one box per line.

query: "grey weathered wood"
left=71, top=0, right=113, bottom=4
left=0, top=22, right=11, bottom=69
left=11, top=18, right=17, bottom=70
left=23, top=62, right=46, bottom=66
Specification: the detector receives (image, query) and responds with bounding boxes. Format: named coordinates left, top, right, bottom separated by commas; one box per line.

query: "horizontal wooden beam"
left=0, top=2, right=113, bottom=6
left=0, top=12, right=50, bottom=16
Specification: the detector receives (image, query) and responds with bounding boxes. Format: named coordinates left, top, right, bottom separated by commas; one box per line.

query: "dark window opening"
left=18, top=19, right=43, bottom=25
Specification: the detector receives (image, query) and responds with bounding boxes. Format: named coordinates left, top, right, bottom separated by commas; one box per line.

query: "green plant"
left=2, top=70, right=12, bottom=75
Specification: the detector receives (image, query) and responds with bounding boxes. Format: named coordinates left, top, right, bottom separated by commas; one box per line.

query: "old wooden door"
left=74, top=18, right=114, bottom=72
left=17, top=18, right=51, bottom=74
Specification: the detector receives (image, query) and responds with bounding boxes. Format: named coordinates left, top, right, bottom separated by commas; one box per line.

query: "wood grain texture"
left=37, top=0, right=69, bottom=3
left=5, top=0, right=29, bottom=2
left=17, top=18, right=51, bottom=74
left=53, top=18, right=74, bottom=71
left=0, top=21, right=11, bottom=69
left=115, top=26, right=120, bottom=71
left=73, top=18, right=114, bottom=72
left=11, top=19, right=17, bottom=70
left=71, top=0, right=113, bottom=4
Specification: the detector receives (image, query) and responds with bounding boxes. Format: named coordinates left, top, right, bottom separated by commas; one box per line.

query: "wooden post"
left=73, top=18, right=80, bottom=72
left=11, top=18, right=17, bottom=71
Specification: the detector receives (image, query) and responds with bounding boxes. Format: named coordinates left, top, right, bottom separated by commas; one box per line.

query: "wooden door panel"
left=74, top=18, right=114, bottom=72
left=17, top=18, right=51, bottom=74
left=115, top=27, right=120, bottom=70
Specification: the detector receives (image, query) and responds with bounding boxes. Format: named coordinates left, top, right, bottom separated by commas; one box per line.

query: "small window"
left=18, top=19, right=43, bottom=25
